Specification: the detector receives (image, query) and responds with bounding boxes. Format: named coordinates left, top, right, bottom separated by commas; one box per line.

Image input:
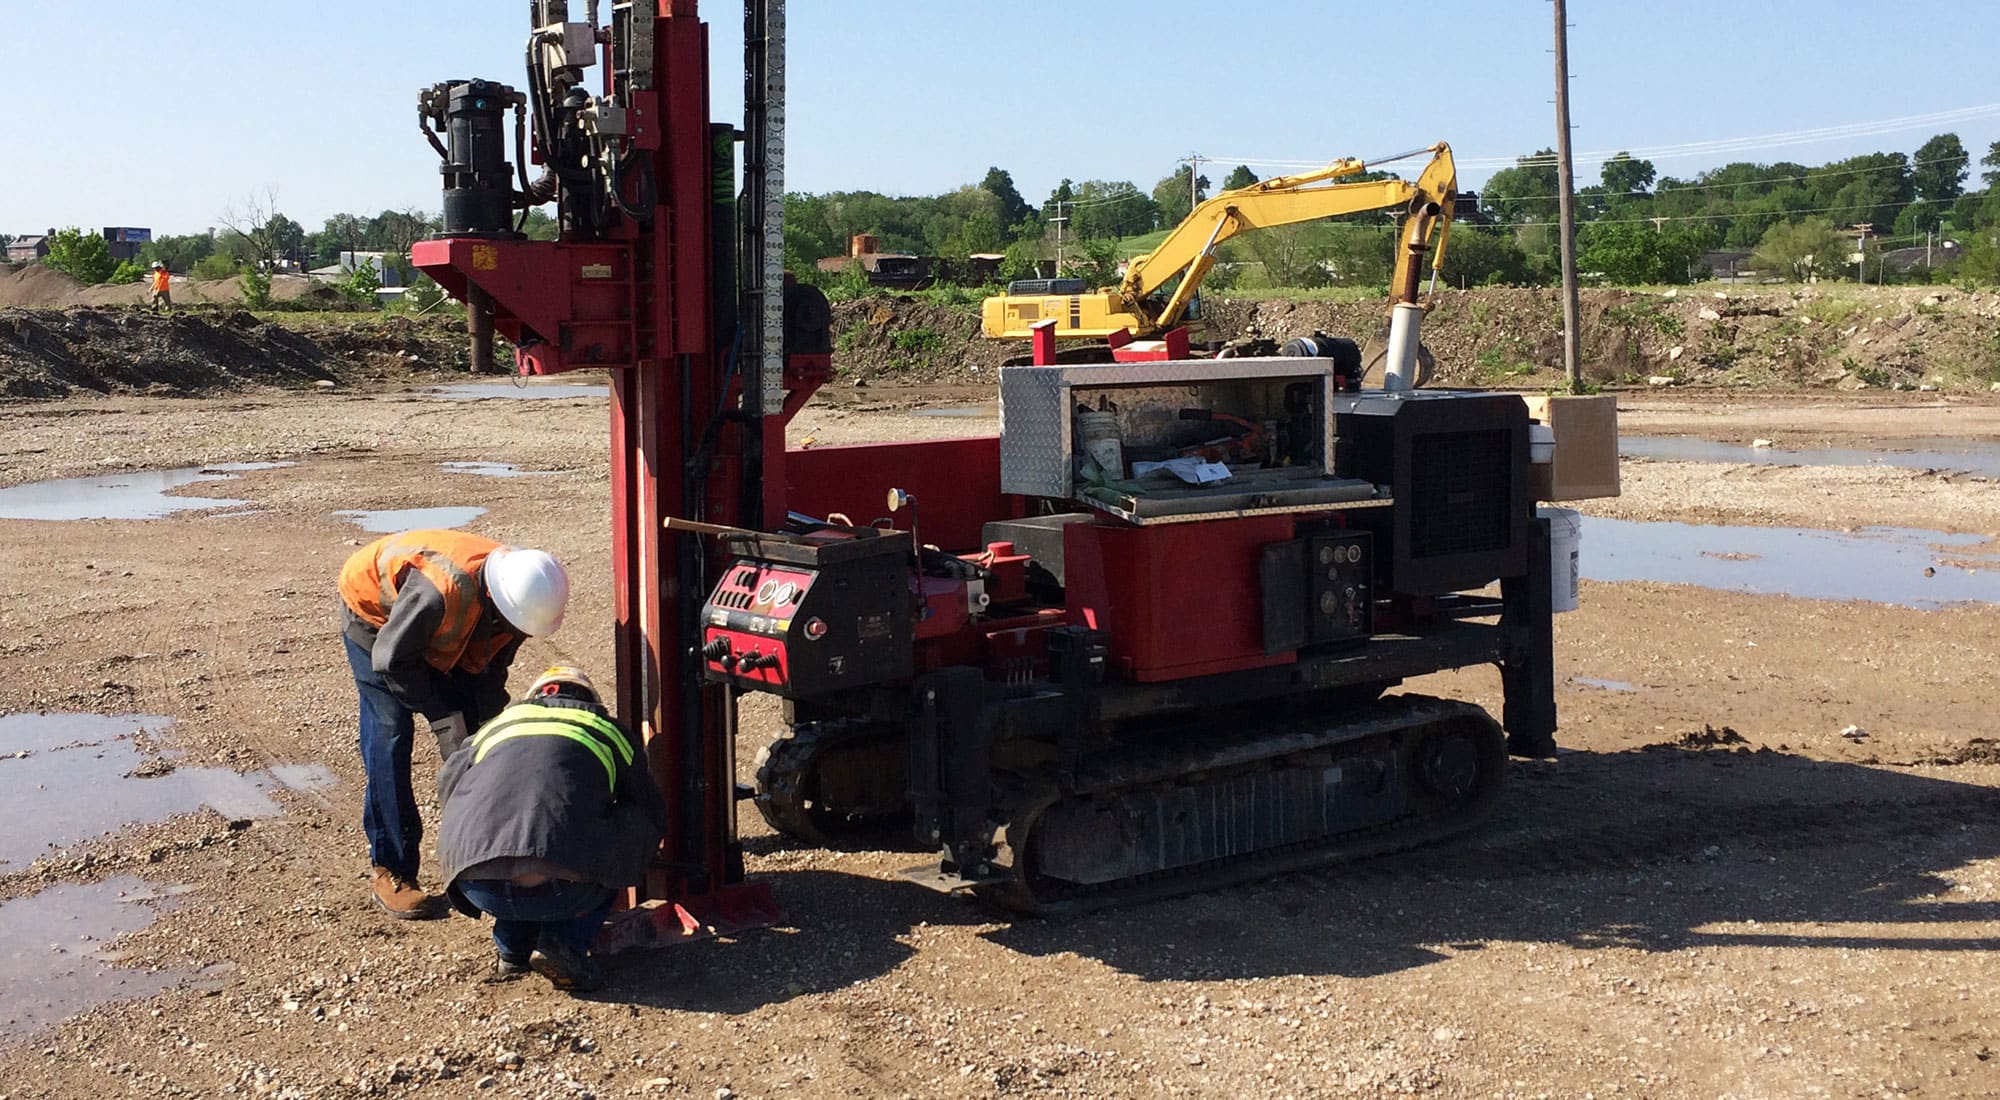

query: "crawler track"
left=975, top=695, right=1508, bottom=915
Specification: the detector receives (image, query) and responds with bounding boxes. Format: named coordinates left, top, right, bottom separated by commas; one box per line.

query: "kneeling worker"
left=338, top=529, right=570, bottom=919
left=438, top=666, right=666, bottom=992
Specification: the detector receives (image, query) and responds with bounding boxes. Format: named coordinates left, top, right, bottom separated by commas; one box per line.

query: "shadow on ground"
left=608, top=744, right=2000, bottom=1007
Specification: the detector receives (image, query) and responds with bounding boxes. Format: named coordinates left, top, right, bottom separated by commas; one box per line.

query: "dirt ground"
left=2, top=384, right=2000, bottom=1099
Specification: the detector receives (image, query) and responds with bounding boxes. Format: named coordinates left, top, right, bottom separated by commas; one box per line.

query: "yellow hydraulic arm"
left=982, top=142, right=1458, bottom=341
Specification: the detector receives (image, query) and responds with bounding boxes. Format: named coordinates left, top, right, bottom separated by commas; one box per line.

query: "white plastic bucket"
left=1539, top=505, right=1582, bottom=613
left=1077, top=410, right=1124, bottom=478
left=1528, top=423, right=1556, bottom=464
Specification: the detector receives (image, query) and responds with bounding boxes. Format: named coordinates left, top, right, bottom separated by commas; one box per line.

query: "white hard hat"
left=151, top=261, right=165, bottom=268
left=484, top=546, right=569, bottom=636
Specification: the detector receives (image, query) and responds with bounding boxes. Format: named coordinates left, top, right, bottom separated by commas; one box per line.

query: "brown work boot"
left=370, top=867, right=442, bottom=920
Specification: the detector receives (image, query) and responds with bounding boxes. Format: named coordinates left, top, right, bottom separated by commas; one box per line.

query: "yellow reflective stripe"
left=472, top=722, right=617, bottom=792
left=478, top=704, right=634, bottom=765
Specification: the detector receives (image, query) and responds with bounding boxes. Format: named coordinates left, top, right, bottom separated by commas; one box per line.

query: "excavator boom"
left=981, top=143, right=1457, bottom=343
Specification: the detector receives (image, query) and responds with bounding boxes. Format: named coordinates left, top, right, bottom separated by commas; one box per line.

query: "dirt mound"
left=827, top=297, right=1013, bottom=384
left=0, top=263, right=85, bottom=308
left=0, top=307, right=476, bottom=400
left=0, top=264, right=350, bottom=310
left=831, top=285, right=2000, bottom=393
left=73, top=273, right=346, bottom=310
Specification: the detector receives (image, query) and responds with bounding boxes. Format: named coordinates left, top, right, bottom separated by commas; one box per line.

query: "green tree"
left=923, top=186, right=1005, bottom=257
left=340, top=258, right=383, bottom=307
left=1956, top=226, right=2000, bottom=284
left=1804, top=153, right=1910, bottom=232
left=1060, top=238, right=1119, bottom=286
left=1981, top=140, right=2000, bottom=189
left=1439, top=227, right=1533, bottom=287
left=1480, top=150, right=1560, bottom=223
left=241, top=266, right=273, bottom=310
left=108, top=260, right=149, bottom=285
left=191, top=253, right=239, bottom=281
left=1751, top=217, right=1849, bottom=282
left=1600, top=152, right=1656, bottom=198
left=1243, top=222, right=1335, bottom=287
left=1221, top=164, right=1259, bottom=191
left=520, top=209, right=559, bottom=241
left=1912, top=133, right=1969, bottom=204
left=1578, top=221, right=1707, bottom=284
left=0, top=233, right=13, bottom=252
left=316, top=213, right=366, bottom=266
left=1150, top=168, right=1209, bottom=227
left=43, top=227, right=115, bottom=284
left=140, top=233, right=215, bottom=272
left=267, top=213, right=306, bottom=266
left=978, top=167, right=1032, bottom=235
left=1068, top=181, right=1154, bottom=240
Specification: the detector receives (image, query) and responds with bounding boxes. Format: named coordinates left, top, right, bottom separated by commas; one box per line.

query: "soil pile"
left=826, top=297, right=1012, bottom=384
left=0, top=263, right=85, bottom=308
left=0, top=264, right=348, bottom=310
left=0, top=308, right=476, bottom=399
left=827, top=285, right=2000, bottom=393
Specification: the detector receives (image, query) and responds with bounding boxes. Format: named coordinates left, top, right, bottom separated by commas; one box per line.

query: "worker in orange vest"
left=148, top=262, right=172, bottom=313
left=338, top=529, right=571, bottom=919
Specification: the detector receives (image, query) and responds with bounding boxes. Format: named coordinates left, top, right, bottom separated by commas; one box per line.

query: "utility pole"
left=1051, top=201, right=1070, bottom=275
left=1552, top=0, right=1583, bottom=392
left=1185, top=152, right=1204, bottom=220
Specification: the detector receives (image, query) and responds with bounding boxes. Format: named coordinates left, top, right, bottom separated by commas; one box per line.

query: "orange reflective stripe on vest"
left=150, top=270, right=169, bottom=293
left=337, top=529, right=513, bottom=672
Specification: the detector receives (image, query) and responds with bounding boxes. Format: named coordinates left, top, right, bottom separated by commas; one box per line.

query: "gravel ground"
left=1, top=386, right=1998, bottom=1099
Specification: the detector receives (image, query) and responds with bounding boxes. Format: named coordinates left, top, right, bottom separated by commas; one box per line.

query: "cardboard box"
left=1522, top=394, right=1620, bottom=500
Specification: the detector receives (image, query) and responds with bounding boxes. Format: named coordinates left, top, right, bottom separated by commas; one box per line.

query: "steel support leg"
left=1500, top=516, right=1558, bottom=757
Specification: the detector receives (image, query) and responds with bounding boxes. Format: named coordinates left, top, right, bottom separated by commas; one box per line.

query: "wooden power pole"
left=1552, top=0, right=1583, bottom=391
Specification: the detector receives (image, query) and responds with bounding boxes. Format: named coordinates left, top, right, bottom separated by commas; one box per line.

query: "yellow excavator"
left=981, top=143, right=1458, bottom=359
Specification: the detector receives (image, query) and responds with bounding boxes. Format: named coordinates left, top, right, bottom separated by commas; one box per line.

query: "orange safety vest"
left=150, top=268, right=170, bottom=293
left=339, top=529, right=516, bottom=674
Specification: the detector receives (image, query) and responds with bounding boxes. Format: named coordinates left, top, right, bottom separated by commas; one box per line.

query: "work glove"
left=430, top=712, right=470, bottom=758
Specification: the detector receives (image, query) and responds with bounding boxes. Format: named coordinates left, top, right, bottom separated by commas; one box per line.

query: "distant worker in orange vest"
left=148, top=261, right=172, bottom=313
left=338, top=529, right=571, bottom=919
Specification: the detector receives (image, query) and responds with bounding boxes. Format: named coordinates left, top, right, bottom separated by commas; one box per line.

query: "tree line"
left=781, top=133, right=2000, bottom=291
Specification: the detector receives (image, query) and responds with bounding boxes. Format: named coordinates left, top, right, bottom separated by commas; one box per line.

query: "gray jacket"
left=341, top=571, right=520, bottom=722
left=436, top=694, right=668, bottom=904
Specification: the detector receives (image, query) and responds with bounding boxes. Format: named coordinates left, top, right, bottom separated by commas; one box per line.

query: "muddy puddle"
left=0, top=876, right=188, bottom=1049
left=1582, top=517, right=2000, bottom=608
left=439, top=461, right=552, bottom=478
left=0, top=462, right=294, bottom=522
left=0, top=713, right=337, bottom=872
left=424, top=382, right=607, bottom=401
left=334, top=506, right=487, bottom=532
left=1572, top=676, right=1639, bottom=692
left=1621, top=436, right=2000, bottom=477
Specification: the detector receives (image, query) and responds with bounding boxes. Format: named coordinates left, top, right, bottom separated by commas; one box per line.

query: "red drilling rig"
left=415, top=0, right=1561, bottom=924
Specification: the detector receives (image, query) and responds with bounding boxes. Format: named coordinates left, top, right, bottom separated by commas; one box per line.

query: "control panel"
left=1304, top=532, right=1372, bottom=642
left=699, top=529, right=914, bottom=698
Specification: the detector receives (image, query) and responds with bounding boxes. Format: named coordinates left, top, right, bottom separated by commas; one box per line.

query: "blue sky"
left=5, top=1, right=1998, bottom=237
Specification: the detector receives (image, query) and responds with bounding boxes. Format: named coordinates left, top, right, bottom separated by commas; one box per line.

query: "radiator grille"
left=1408, top=429, right=1512, bottom=558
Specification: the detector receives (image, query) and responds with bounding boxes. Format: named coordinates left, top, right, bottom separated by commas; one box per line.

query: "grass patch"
left=1802, top=298, right=1865, bottom=327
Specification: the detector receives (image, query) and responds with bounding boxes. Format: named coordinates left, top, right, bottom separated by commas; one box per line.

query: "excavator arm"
left=981, top=142, right=1457, bottom=342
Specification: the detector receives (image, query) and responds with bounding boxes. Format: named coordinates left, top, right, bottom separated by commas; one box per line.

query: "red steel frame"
left=413, top=0, right=774, bottom=930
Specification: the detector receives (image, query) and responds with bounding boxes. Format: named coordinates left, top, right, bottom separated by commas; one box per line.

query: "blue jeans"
left=454, top=879, right=617, bottom=962
left=344, top=633, right=480, bottom=878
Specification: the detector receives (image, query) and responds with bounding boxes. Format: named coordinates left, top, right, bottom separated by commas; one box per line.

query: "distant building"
left=308, top=251, right=404, bottom=288
left=1880, top=241, right=1958, bottom=275
left=816, top=234, right=933, bottom=290
left=101, top=227, right=151, bottom=262
left=6, top=229, right=53, bottom=264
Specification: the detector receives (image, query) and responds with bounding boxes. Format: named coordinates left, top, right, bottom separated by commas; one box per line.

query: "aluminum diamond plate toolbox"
left=998, top=357, right=1338, bottom=499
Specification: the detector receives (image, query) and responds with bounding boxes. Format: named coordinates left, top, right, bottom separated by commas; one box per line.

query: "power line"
left=1205, top=101, right=2000, bottom=174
